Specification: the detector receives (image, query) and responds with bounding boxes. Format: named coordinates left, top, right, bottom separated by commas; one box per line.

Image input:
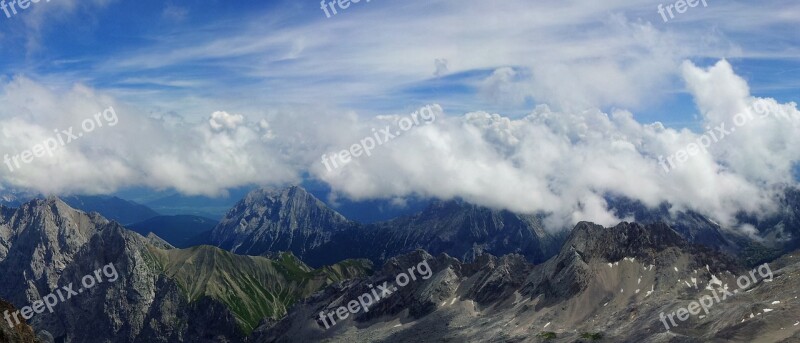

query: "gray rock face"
left=211, top=186, right=354, bottom=261
left=0, top=198, right=109, bottom=305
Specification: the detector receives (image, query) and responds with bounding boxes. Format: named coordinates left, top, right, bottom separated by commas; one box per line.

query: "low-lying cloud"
left=1, top=60, right=798, bottom=232
left=317, top=60, right=799, bottom=231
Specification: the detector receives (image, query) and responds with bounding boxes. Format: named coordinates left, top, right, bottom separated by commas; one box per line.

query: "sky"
left=0, top=0, right=798, bottom=231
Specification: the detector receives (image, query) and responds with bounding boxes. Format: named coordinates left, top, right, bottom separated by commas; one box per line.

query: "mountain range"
left=0, top=185, right=799, bottom=342
left=128, top=215, right=218, bottom=248
left=211, top=186, right=566, bottom=268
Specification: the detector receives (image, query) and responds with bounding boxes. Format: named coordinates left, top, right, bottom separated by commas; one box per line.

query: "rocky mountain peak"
left=565, top=221, right=687, bottom=263
left=211, top=186, right=352, bottom=259
left=230, top=186, right=346, bottom=221
left=0, top=198, right=110, bottom=301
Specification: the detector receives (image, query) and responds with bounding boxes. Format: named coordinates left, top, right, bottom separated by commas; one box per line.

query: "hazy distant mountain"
left=304, top=199, right=567, bottom=267
left=0, top=193, right=26, bottom=208
left=211, top=186, right=565, bottom=268
left=136, top=187, right=254, bottom=220
left=300, top=180, right=430, bottom=223
left=607, top=189, right=800, bottom=265
left=740, top=187, right=800, bottom=251
left=60, top=195, right=160, bottom=225
left=0, top=198, right=370, bottom=341
left=363, top=199, right=566, bottom=263
left=128, top=215, right=218, bottom=248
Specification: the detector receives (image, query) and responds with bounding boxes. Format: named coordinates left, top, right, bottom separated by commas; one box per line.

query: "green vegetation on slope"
left=148, top=245, right=372, bottom=334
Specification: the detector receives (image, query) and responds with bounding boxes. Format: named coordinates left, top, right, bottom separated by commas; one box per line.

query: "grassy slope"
left=147, top=245, right=371, bottom=334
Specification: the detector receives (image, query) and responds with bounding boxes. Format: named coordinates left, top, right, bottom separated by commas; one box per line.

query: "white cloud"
left=315, top=60, right=799, bottom=231
left=86, top=0, right=796, bottom=116
left=0, top=0, right=797, bottom=234
left=209, top=111, right=244, bottom=132
left=0, top=76, right=300, bottom=196
left=0, top=61, right=797, bottom=233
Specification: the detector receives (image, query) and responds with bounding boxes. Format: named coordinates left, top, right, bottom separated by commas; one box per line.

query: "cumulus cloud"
left=479, top=67, right=530, bottom=107
left=316, top=60, right=799, bottom=231
left=209, top=111, right=244, bottom=131
left=0, top=76, right=300, bottom=196
left=0, top=60, right=797, bottom=234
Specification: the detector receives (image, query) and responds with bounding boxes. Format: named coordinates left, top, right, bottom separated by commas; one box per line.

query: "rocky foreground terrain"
left=256, top=222, right=800, bottom=343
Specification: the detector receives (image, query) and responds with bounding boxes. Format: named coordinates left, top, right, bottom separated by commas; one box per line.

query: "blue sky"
left=1, top=0, right=797, bottom=127
left=0, top=0, right=799, bottom=229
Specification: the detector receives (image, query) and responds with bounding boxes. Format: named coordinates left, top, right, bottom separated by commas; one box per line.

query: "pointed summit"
left=0, top=197, right=110, bottom=305
left=211, top=186, right=353, bottom=259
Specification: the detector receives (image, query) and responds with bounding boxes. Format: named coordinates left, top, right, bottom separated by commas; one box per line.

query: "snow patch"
left=706, top=275, right=722, bottom=290
left=645, top=285, right=654, bottom=297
